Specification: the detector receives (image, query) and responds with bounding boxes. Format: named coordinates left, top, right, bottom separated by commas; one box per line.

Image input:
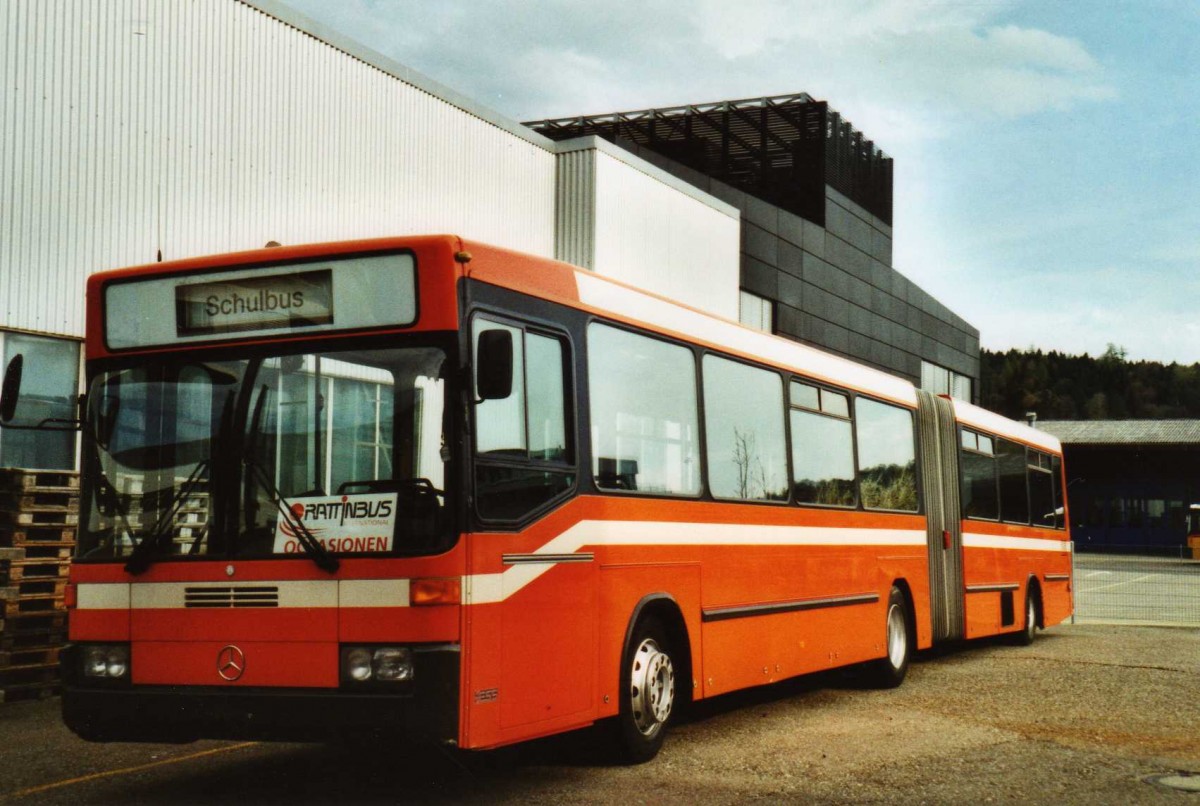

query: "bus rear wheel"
left=1014, top=587, right=1039, bottom=646
left=865, top=586, right=911, bottom=688
left=615, top=616, right=677, bottom=764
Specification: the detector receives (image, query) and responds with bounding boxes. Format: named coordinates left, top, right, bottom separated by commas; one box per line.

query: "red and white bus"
left=0, top=235, right=1073, bottom=761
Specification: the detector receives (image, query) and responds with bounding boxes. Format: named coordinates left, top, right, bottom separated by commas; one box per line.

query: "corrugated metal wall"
left=592, top=150, right=740, bottom=320
left=0, top=0, right=557, bottom=338
left=554, top=149, right=595, bottom=270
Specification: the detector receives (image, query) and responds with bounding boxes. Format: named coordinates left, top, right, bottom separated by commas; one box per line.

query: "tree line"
left=980, top=345, right=1200, bottom=421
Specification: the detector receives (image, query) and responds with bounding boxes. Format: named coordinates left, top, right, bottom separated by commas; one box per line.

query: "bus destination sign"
left=175, top=269, right=334, bottom=336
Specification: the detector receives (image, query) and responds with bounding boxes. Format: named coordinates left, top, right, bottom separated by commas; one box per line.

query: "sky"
left=279, top=0, right=1199, bottom=364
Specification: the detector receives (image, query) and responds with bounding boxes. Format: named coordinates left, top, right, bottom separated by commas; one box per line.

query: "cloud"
left=282, top=0, right=1115, bottom=129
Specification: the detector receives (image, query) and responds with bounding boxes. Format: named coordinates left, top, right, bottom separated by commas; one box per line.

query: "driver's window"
left=473, top=317, right=575, bottom=522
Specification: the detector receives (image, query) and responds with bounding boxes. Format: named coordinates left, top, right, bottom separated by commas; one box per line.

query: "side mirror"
left=0, top=355, right=23, bottom=423
left=476, top=330, right=513, bottom=401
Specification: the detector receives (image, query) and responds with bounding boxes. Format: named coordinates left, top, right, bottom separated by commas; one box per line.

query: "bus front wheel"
left=615, top=616, right=677, bottom=764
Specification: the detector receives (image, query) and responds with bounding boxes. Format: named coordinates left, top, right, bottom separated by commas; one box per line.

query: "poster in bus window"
left=272, top=493, right=398, bottom=554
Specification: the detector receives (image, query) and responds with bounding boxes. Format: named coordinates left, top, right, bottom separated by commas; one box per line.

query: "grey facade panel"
left=744, top=223, right=779, bottom=266
left=779, top=210, right=805, bottom=249
left=778, top=272, right=805, bottom=309
left=778, top=240, right=804, bottom=278
left=742, top=256, right=778, bottom=299
left=744, top=195, right=780, bottom=234
left=802, top=219, right=826, bottom=258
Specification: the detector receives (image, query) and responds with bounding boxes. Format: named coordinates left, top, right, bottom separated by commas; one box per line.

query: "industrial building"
left=1039, top=420, right=1200, bottom=554
left=1, top=0, right=979, bottom=471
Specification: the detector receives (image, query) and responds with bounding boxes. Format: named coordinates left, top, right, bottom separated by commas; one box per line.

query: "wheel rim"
left=886, top=603, right=907, bottom=669
left=629, top=637, right=675, bottom=736
left=1026, top=596, right=1036, bottom=635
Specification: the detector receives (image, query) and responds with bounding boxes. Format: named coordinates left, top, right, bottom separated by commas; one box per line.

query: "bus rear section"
left=61, top=237, right=469, bottom=743
left=916, top=392, right=1073, bottom=646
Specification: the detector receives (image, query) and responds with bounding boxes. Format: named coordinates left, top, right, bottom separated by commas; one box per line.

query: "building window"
left=0, top=332, right=80, bottom=470
left=739, top=290, right=773, bottom=333
left=920, top=360, right=972, bottom=402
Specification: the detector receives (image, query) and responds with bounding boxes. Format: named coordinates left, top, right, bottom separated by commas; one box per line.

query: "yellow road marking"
left=4, top=742, right=257, bottom=799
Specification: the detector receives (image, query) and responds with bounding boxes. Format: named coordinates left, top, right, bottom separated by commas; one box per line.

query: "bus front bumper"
left=60, top=645, right=460, bottom=744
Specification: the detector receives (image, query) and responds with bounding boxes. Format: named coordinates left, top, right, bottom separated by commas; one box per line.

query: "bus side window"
left=1029, top=450, right=1056, bottom=528
left=702, top=355, right=787, bottom=502
left=996, top=438, right=1029, bottom=524
left=588, top=324, right=701, bottom=497
left=855, top=398, right=918, bottom=512
left=473, top=318, right=574, bottom=522
left=789, top=381, right=856, bottom=507
left=960, top=429, right=999, bottom=520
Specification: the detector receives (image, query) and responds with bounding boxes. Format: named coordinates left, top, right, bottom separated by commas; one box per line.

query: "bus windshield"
left=79, top=344, right=450, bottom=562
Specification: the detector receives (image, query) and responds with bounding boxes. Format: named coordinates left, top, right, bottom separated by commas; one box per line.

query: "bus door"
left=467, top=316, right=595, bottom=739
left=916, top=391, right=964, bottom=642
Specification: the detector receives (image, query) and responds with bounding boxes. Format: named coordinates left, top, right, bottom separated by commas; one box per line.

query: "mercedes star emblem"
left=216, top=644, right=246, bottom=682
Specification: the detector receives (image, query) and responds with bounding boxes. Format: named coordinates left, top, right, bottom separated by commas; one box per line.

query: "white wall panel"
left=1, top=0, right=557, bottom=339
left=590, top=148, right=740, bottom=320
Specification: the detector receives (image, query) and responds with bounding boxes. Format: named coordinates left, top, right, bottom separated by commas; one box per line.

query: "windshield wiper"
left=123, top=458, right=211, bottom=575
left=124, top=396, right=232, bottom=575
left=243, top=459, right=339, bottom=574
left=243, top=384, right=339, bottom=574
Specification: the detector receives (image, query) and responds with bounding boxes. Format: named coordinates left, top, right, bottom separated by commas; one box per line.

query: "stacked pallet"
left=114, top=474, right=210, bottom=554
left=0, top=468, right=78, bottom=703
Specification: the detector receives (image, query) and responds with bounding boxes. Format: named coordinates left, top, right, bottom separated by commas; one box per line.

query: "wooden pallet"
left=0, top=525, right=77, bottom=547
left=0, top=645, right=61, bottom=667
left=0, top=558, right=69, bottom=584
left=0, top=509, right=79, bottom=528
left=1, top=593, right=65, bottom=619
left=0, top=543, right=72, bottom=561
left=0, top=661, right=61, bottom=702
left=0, top=489, right=80, bottom=511
left=0, top=468, right=79, bottom=492
left=0, top=604, right=66, bottom=628
left=0, top=681, right=60, bottom=703
left=0, top=578, right=68, bottom=598
left=0, top=624, right=66, bottom=652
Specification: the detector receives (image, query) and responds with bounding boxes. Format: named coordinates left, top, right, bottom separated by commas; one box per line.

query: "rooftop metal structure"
left=526, top=93, right=893, bottom=226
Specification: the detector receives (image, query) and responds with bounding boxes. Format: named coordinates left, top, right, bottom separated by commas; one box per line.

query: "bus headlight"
left=341, top=646, right=414, bottom=684
left=345, top=648, right=374, bottom=682
left=82, top=644, right=130, bottom=679
left=373, top=648, right=413, bottom=682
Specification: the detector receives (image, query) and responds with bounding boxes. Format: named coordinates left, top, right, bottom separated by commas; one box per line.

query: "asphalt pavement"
left=0, top=623, right=1197, bottom=804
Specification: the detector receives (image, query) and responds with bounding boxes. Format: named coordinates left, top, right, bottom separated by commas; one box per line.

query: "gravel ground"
left=1, top=624, right=1197, bottom=804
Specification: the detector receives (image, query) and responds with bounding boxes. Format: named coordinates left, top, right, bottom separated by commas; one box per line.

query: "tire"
left=1014, top=586, right=1039, bottom=646
left=615, top=616, right=678, bottom=764
left=864, top=586, right=911, bottom=688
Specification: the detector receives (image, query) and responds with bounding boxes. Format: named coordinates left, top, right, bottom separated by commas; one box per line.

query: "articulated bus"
left=0, top=235, right=1072, bottom=762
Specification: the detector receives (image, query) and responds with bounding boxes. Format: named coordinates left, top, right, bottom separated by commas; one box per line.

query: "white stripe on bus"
left=74, top=523, right=1070, bottom=610
left=961, top=533, right=1072, bottom=552
left=77, top=579, right=409, bottom=610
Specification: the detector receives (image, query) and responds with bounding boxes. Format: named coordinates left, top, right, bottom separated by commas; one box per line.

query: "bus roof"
left=461, top=239, right=921, bottom=409
left=951, top=398, right=1062, bottom=454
